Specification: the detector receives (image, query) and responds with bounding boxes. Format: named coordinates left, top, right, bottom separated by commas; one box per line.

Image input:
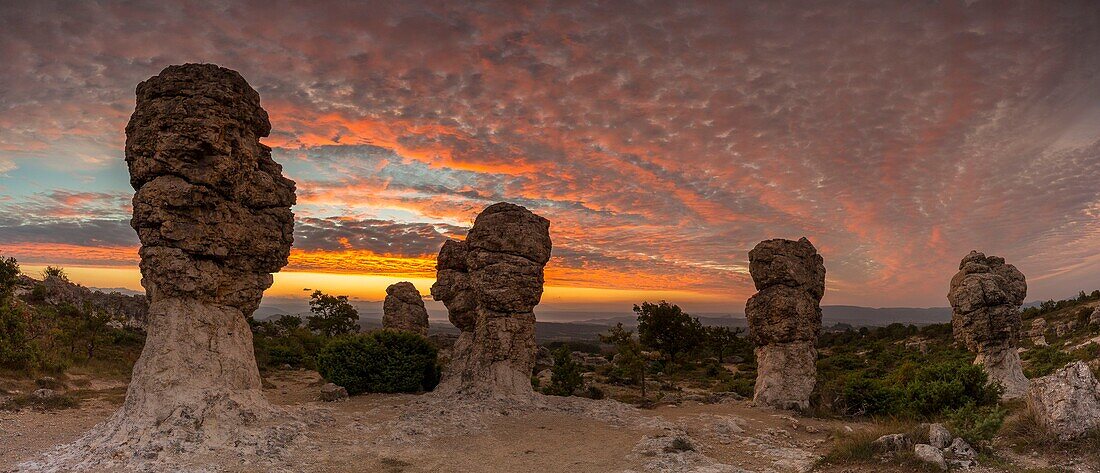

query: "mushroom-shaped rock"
left=431, top=202, right=551, bottom=398
left=745, top=237, right=824, bottom=410
left=383, top=282, right=429, bottom=335
left=30, top=64, right=297, bottom=469
left=948, top=251, right=1028, bottom=399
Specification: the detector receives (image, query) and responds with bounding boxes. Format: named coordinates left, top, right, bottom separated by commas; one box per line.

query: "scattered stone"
left=431, top=202, right=552, bottom=398
left=31, top=388, right=56, bottom=400
left=914, top=443, right=948, bottom=471
left=745, top=237, right=825, bottom=410
left=1026, top=361, right=1100, bottom=441
left=948, top=251, right=1029, bottom=399
left=947, top=437, right=976, bottom=458
left=928, top=423, right=951, bottom=449
left=34, top=377, right=62, bottom=390
left=535, top=369, right=552, bottom=387
left=535, top=346, right=554, bottom=369
left=871, top=433, right=912, bottom=452
left=382, top=281, right=429, bottom=335
left=1090, top=307, right=1100, bottom=327
left=320, top=383, right=349, bottom=402
left=1052, top=319, right=1078, bottom=338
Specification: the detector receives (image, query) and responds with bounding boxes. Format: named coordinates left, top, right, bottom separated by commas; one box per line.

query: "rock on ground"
left=914, top=443, right=948, bottom=471
left=382, top=281, right=430, bottom=335
left=431, top=202, right=551, bottom=399
left=745, top=237, right=824, bottom=410
left=928, top=423, right=951, bottom=449
left=948, top=250, right=1029, bottom=399
left=1026, top=361, right=1100, bottom=441
left=20, top=63, right=305, bottom=471
left=320, top=383, right=349, bottom=402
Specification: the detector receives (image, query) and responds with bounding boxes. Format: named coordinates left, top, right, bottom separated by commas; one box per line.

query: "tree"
left=704, top=326, right=744, bottom=363
left=600, top=323, right=660, bottom=400
left=42, top=265, right=68, bottom=281
left=544, top=346, right=583, bottom=396
left=0, top=256, right=20, bottom=300
left=274, top=314, right=303, bottom=334
left=635, top=301, right=704, bottom=363
left=306, top=290, right=359, bottom=337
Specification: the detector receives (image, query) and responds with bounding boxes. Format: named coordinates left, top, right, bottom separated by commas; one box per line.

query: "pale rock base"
left=753, top=341, right=816, bottom=410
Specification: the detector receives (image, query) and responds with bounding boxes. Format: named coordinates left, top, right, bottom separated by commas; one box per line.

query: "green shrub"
left=947, top=402, right=1007, bottom=445
left=544, top=346, right=584, bottom=396
left=898, top=360, right=1001, bottom=417
left=316, top=330, right=440, bottom=394
left=1022, top=345, right=1075, bottom=378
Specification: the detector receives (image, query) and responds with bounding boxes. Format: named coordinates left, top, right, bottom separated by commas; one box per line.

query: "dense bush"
left=1021, top=345, right=1075, bottom=378
left=947, top=402, right=1007, bottom=445
left=316, top=330, right=440, bottom=394
left=544, top=346, right=583, bottom=396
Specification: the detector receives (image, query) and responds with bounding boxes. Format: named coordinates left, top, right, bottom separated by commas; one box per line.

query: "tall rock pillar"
left=745, top=237, right=825, bottom=410
left=948, top=250, right=1029, bottom=399
left=431, top=202, right=551, bottom=398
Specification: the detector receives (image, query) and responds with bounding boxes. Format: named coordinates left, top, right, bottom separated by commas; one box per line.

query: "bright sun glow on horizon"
left=19, top=264, right=728, bottom=309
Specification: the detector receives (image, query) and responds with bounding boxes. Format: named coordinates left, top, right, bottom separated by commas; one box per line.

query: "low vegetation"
left=316, top=330, right=440, bottom=394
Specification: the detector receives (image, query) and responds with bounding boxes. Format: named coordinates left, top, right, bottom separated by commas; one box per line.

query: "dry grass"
left=1001, top=407, right=1100, bottom=463
left=0, top=392, right=78, bottom=411
left=816, top=420, right=928, bottom=467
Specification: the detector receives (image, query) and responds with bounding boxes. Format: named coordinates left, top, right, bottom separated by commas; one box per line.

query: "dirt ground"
left=1, top=370, right=1091, bottom=472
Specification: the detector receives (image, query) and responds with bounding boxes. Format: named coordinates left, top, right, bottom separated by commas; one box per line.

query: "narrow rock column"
left=745, top=237, right=825, bottom=410
left=383, top=281, right=430, bottom=335
left=48, top=64, right=297, bottom=463
left=431, top=202, right=551, bottom=398
left=948, top=250, right=1029, bottom=399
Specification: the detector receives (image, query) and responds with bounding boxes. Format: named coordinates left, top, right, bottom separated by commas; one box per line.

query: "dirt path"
left=3, top=370, right=850, bottom=472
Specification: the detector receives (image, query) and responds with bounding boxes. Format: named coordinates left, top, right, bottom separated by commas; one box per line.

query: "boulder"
left=1090, top=307, right=1100, bottom=327
left=320, top=383, right=349, bottom=402
left=382, top=281, right=429, bottom=335
left=948, top=251, right=1029, bottom=399
left=431, top=202, right=551, bottom=398
left=928, top=423, right=951, bottom=449
left=913, top=443, right=948, bottom=471
left=746, top=237, right=824, bottom=410
left=1026, top=361, right=1100, bottom=440
left=31, top=388, right=56, bottom=400
left=871, top=433, right=912, bottom=452
left=947, top=437, right=976, bottom=459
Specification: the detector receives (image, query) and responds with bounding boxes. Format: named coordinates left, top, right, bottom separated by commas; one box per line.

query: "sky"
left=1, top=0, right=1099, bottom=316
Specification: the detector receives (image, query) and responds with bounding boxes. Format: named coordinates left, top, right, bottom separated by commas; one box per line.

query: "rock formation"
left=745, top=237, right=825, bottom=410
left=1026, top=361, right=1100, bottom=440
left=948, top=251, right=1029, bottom=399
left=383, top=281, right=430, bottom=335
left=29, top=64, right=296, bottom=468
left=431, top=202, right=551, bottom=398
left=1027, top=318, right=1048, bottom=346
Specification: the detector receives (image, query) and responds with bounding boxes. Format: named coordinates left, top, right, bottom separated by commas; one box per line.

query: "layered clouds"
left=1, top=0, right=1099, bottom=307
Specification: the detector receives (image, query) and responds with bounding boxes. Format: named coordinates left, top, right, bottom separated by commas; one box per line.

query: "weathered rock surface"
left=948, top=251, right=1029, bottom=399
left=914, top=443, right=948, bottom=471
left=745, top=237, right=824, bottom=410
left=431, top=202, right=551, bottom=398
left=383, top=281, right=429, bottom=335
left=1027, top=318, right=1048, bottom=346
left=320, top=383, right=349, bottom=402
left=1026, top=361, right=1100, bottom=441
left=928, top=423, right=952, bottom=449
left=1090, top=307, right=1100, bottom=327
left=872, top=433, right=912, bottom=452
left=24, top=64, right=299, bottom=470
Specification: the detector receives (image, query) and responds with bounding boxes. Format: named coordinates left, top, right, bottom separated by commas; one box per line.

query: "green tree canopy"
left=635, top=301, right=703, bottom=362
left=306, top=290, right=359, bottom=337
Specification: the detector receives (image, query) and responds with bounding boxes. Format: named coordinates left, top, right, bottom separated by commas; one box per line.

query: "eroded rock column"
left=49, top=64, right=296, bottom=463
left=745, top=237, right=825, bottom=410
left=948, top=250, right=1029, bottom=399
left=383, top=281, right=429, bottom=335
left=431, top=203, right=551, bottom=398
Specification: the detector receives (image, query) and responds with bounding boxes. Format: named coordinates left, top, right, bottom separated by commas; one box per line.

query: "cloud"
left=1, top=0, right=1099, bottom=307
